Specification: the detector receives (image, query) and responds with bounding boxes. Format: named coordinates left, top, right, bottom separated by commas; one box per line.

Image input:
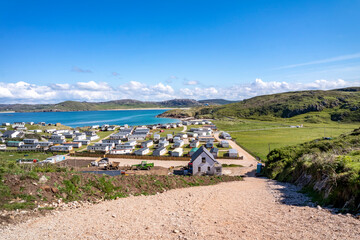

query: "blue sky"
left=0, top=0, right=360, bottom=103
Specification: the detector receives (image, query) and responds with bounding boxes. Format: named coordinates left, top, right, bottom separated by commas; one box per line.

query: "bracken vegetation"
left=159, top=87, right=360, bottom=123
left=264, top=128, right=360, bottom=212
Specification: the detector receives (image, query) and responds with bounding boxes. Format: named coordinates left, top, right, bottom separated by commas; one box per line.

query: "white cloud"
left=76, top=81, right=112, bottom=91
left=276, top=52, right=360, bottom=69
left=0, top=78, right=358, bottom=103
left=183, top=79, right=199, bottom=85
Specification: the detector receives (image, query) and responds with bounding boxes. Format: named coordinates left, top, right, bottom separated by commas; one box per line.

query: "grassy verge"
left=0, top=157, right=242, bottom=211
left=264, top=128, right=360, bottom=212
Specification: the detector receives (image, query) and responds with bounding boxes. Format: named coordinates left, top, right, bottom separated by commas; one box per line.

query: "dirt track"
left=1, top=138, right=359, bottom=239
left=1, top=176, right=359, bottom=239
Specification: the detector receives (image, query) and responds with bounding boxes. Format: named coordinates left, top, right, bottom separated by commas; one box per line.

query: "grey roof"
left=210, top=147, right=219, bottom=153
left=135, top=147, right=149, bottom=153
left=190, top=146, right=218, bottom=163
left=229, top=149, right=238, bottom=153
left=153, top=146, right=166, bottom=154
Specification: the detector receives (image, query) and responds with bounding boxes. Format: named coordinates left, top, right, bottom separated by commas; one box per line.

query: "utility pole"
left=268, top=143, right=271, bottom=153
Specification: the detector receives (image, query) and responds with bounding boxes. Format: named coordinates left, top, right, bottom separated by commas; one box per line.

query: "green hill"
left=159, top=87, right=360, bottom=122
left=0, top=98, right=231, bottom=112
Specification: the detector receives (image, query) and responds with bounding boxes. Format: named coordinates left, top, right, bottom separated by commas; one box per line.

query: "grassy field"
left=0, top=151, right=54, bottom=162
left=214, top=119, right=359, bottom=160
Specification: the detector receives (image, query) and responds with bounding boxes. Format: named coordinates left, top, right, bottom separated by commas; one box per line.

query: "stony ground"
left=1, top=140, right=359, bottom=239
left=1, top=177, right=359, bottom=239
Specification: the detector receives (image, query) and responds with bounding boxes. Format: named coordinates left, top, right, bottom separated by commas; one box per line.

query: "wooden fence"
left=70, top=152, right=242, bottom=161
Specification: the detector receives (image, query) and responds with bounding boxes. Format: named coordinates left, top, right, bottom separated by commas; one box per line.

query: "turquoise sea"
left=0, top=109, right=178, bottom=128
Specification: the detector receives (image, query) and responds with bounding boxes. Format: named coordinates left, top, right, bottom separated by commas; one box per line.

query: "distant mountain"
left=0, top=98, right=231, bottom=112
left=198, top=99, right=238, bottom=105
left=158, top=87, right=360, bottom=122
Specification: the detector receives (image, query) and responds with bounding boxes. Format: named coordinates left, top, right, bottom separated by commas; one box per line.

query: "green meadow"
left=214, top=118, right=359, bottom=160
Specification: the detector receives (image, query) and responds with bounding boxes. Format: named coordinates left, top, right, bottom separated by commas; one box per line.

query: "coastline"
left=5, top=108, right=190, bottom=113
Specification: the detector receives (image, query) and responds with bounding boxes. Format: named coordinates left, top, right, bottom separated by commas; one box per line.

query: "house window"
left=198, top=167, right=201, bottom=172
left=202, top=157, right=206, bottom=163
left=207, top=166, right=210, bottom=171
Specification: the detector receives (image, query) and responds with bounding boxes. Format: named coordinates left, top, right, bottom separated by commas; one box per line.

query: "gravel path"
left=1, top=177, right=359, bottom=239
left=1, top=137, right=359, bottom=239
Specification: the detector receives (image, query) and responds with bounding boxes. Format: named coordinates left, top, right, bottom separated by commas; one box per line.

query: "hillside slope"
left=265, top=127, right=360, bottom=211
left=159, top=87, right=360, bottom=122
left=0, top=98, right=231, bottom=112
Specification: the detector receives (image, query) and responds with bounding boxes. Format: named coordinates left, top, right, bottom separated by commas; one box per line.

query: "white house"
left=128, top=134, right=147, bottom=141
left=158, top=140, right=169, bottom=148
left=141, top=140, right=153, bottom=148
left=190, top=140, right=200, bottom=148
left=6, top=141, right=24, bottom=147
left=190, top=146, right=222, bottom=176
left=198, top=136, right=215, bottom=142
left=87, top=145, right=109, bottom=152
left=18, top=144, right=41, bottom=151
left=173, top=140, right=184, bottom=148
left=2, top=123, right=10, bottom=126
left=220, top=140, right=230, bottom=148
left=228, top=149, right=238, bottom=158
left=50, top=134, right=65, bottom=140
left=171, top=148, right=183, bottom=157
left=116, top=144, right=135, bottom=150
left=94, top=142, right=115, bottom=149
left=166, top=134, right=173, bottom=141
left=153, top=134, right=161, bottom=142
left=38, top=142, right=53, bottom=147
left=45, top=129, right=57, bottom=133
left=50, top=145, right=73, bottom=152
left=0, top=144, right=6, bottom=150
left=2, top=130, right=20, bottom=139
left=23, top=139, right=39, bottom=144
left=176, top=133, right=188, bottom=139
left=102, top=139, right=122, bottom=145
left=0, top=127, right=7, bottom=131
left=73, top=139, right=90, bottom=145
left=153, top=146, right=167, bottom=156
left=187, top=132, right=198, bottom=138
left=49, top=139, right=65, bottom=144
left=124, top=140, right=137, bottom=146
left=87, top=135, right=100, bottom=141
left=63, top=142, right=82, bottom=148
left=110, top=148, right=133, bottom=154
left=29, top=129, right=42, bottom=133
left=134, top=147, right=150, bottom=156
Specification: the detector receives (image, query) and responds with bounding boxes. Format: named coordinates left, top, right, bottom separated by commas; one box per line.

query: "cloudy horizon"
left=0, top=78, right=357, bottom=104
